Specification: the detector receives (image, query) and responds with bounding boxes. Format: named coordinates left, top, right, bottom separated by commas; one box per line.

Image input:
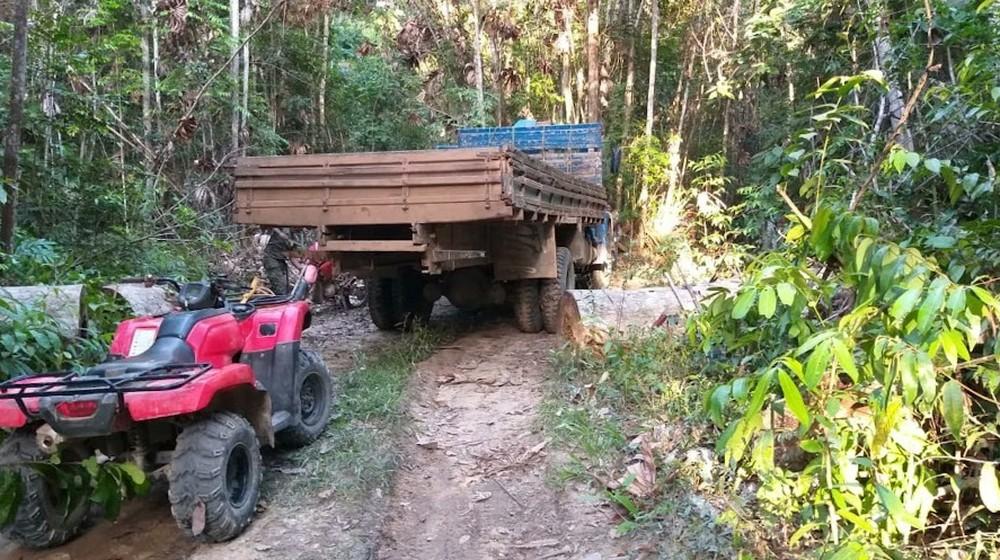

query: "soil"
left=0, top=290, right=678, bottom=560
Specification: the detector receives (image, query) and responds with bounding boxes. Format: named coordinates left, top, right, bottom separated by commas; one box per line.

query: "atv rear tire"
left=512, top=279, right=544, bottom=333
left=277, top=350, right=334, bottom=448
left=0, top=431, right=90, bottom=548
left=168, top=412, right=262, bottom=542
left=541, top=247, right=575, bottom=334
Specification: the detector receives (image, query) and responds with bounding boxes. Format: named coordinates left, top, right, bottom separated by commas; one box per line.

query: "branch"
left=157, top=0, right=286, bottom=161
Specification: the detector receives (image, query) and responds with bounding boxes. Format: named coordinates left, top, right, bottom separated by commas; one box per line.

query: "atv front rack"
left=0, top=363, right=211, bottom=418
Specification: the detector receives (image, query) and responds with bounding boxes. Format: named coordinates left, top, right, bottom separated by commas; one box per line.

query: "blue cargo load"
left=451, top=122, right=603, bottom=187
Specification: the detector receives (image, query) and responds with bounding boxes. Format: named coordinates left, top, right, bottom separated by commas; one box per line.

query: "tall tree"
left=230, top=0, right=241, bottom=153
left=1, top=0, right=30, bottom=253
left=318, top=11, right=330, bottom=140
left=472, top=0, right=485, bottom=123
left=558, top=3, right=575, bottom=123
left=586, top=0, right=601, bottom=122
left=621, top=0, right=637, bottom=140
left=644, top=0, right=659, bottom=136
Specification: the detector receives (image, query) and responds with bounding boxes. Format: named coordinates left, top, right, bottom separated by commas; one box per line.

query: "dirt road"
left=0, top=294, right=668, bottom=560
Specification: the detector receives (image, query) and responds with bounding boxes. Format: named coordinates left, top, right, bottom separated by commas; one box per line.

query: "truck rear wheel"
left=541, top=247, right=575, bottom=333
left=0, top=431, right=90, bottom=548
left=512, top=280, right=544, bottom=333
left=368, top=278, right=399, bottom=330
left=169, top=412, right=262, bottom=542
left=277, top=350, right=334, bottom=448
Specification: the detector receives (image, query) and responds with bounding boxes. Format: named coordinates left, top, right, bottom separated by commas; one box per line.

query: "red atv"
left=0, top=265, right=332, bottom=548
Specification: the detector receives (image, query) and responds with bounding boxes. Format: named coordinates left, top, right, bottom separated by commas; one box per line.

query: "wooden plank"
left=323, top=240, right=427, bottom=252
left=237, top=147, right=503, bottom=168
left=235, top=201, right=516, bottom=226
left=234, top=160, right=502, bottom=177
left=235, top=172, right=503, bottom=189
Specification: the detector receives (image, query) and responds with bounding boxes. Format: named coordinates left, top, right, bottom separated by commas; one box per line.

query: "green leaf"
left=776, top=282, right=797, bottom=306
left=941, top=379, right=966, bottom=442
left=748, top=369, right=775, bottom=415
left=758, top=286, right=777, bottom=318
left=831, top=338, right=859, bottom=383
left=811, top=206, right=835, bottom=259
left=777, top=370, right=811, bottom=430
left=916, top=276, right=949, bottom=332
left=923, top=158, right=942, bottom=174
left=980, top=462, right=1000, bottom=513
left=828, top=541, right=870, bottom=560
left=876, top=484, right=923, bottom=528
left=890, top=286, right=922, bottom=322
left=731, top=289, right=756, bottom=320
left=904, top=151, right=920, bottom=169
left=804, top=340, right=832, bottom=390
left=970, top=286, right=999, bottom=310
left=891, top=149, right=906, bottom=173
left=118, top=463, right=147, bottom=487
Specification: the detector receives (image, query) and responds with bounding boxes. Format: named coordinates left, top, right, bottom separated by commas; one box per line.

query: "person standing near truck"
left=263, top=227, right=295, bottom=295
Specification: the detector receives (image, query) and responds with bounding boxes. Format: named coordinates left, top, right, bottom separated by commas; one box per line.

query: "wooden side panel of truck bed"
left=234, top=147, right=607, bottom=227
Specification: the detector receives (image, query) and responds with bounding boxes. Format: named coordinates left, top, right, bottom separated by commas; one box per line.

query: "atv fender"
left=201, top=384, right=274, bottom=447
left=124, top=364, right=256, bottom=422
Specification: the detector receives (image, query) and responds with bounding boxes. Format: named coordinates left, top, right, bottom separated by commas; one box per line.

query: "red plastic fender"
left=124, top=363, right=256, bottom=421
left=0, top=376, right=63, bottom=428
left=185, top=313, right=244, bottom=368
left=240, top=301, right=310, bottom=353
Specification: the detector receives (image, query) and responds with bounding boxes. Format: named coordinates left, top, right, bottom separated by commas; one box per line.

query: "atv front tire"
left=168, top=412, right=262, bottom=542
left=0, top=431, right=90, bottom=548
left=277, top=350, right=334, bottom=448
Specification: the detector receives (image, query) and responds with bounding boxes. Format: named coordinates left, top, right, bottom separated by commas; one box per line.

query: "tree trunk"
left=153, top=21, right=162, bottom=114
left=241, top=0, right=252, bottom=153
left=875, top=13, right=912, bottom=150
left=491, top=34, right=505, bottom=125
left=230, top=0, right=241, bottom=153
left=621, top=0, right=636, bottom=140
left=586, top=0, right=601, bottom=122
left=318, top=11, right=330, bottom=137
left=472, top=0, right=485, bottom=124
left=139, top=2, right=155, bottom=194
left=1, top=0, right=30, bottom=253
left=644, top=0, right=659, bottom=136
left=559, top=4, right=575, bottom=123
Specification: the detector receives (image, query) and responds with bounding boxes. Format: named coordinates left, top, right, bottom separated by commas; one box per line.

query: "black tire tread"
left=277, top=350, right=334, bottom=448
left=512, top=280, right=544, bottom=333
left=541, top=247, right=574, bottom=333
left=367, top=278, right=398, bottom=330
left=168, top=412, right=262, bottom=542
left=0, top=431, right=89, bottom=548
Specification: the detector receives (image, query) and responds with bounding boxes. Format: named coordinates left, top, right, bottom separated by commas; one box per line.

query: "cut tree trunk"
left=1, top=0, right=30, bottom=253
left=586, top=0, right=601, bottom=122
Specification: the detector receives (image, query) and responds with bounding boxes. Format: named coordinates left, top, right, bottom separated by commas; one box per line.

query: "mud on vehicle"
left=0, top=266, right=333, bottom=548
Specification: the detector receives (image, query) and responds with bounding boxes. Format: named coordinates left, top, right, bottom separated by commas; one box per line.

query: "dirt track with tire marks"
left=0, top=302, right=644, bottom=560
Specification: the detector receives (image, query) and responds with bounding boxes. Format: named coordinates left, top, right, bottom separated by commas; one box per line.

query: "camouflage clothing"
left=263, top=228, right=294, bottom=295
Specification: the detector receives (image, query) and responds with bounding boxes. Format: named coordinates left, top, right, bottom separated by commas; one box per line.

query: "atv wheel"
left=367, top=278, right=399, bottom=330
left=168, top=412, right=262, bottom=542
left=511, top=279, right=543, bottom=333
left=0, top=431, right=90, bottom=548
left=277, top=350, right=334, bottom=448
left=541, top=247, right=575, bottom=334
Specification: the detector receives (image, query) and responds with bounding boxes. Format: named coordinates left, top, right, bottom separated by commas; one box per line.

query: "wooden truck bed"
left=233, top=147, right=608, bottom=227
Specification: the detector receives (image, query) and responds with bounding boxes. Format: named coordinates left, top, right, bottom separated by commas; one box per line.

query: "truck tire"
left=512, top=279, right=544, bottom=333
left=0, top=431, right=90, bottom=548
left=169, top=412, right=262, bottom=542
left=277, top=350, right=334, bottom=448
left=368, top=278, right=399, bottom=330
left=396, top=272, right=431, bottom=331
left=541, top=247, right=575, bottom=333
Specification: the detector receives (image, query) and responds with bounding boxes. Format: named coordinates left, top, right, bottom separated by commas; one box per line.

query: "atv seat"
left=87, top=309, right=227, bottom=378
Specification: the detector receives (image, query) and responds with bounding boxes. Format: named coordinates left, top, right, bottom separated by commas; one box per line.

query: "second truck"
left=233, top=123, right=611, bottom=333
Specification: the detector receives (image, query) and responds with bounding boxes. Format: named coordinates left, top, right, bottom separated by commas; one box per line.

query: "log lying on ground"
left=0, top=285, right=86, bottom=337
left=102, top=284, right=173, bottom=317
